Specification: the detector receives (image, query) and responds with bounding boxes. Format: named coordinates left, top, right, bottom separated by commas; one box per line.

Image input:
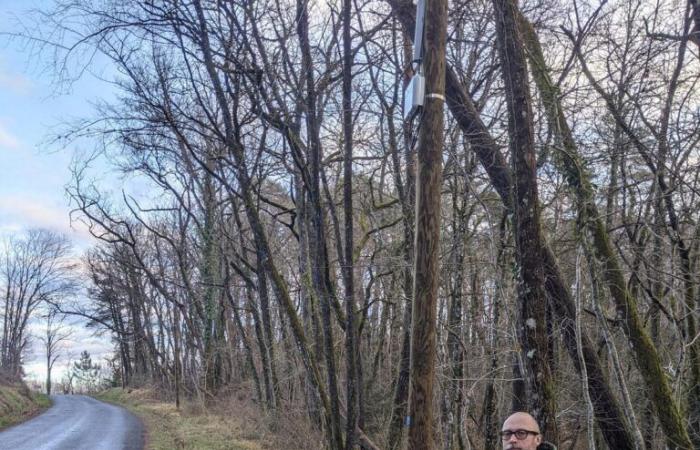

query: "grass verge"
left=95, top=388, right=267, bottom=450
left=0, top=382, right=51, bottom=429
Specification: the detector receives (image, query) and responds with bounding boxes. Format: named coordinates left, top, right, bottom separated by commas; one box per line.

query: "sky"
left=0, top=0, right=116, bottom=385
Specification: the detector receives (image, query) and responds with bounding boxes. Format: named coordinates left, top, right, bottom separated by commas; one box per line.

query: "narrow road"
left=0, top=394, right=144, bottom=450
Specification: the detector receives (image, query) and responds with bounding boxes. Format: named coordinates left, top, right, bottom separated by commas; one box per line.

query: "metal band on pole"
left=426, top=93, right=445, bottom=101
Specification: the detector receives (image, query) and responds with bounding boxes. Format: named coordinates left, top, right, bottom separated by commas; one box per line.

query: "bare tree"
left=39, top=308, right=73, bottom=395
left=16, top=0, right=700, bottom=448
left=0, top=229, right=76, bottom=379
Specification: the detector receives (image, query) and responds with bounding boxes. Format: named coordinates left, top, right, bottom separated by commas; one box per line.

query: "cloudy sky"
left=1, top=0, right=115, bottom=384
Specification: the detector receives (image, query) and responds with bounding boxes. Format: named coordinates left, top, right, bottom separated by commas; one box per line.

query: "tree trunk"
left=492, top=0, right=557, bottom=438
left=444, top=175, right=467, bottom=450
left=46, top=354, right=52, bottom=396
left=255, top=250, right=279, bottom=410
left=295, top=0, right=343, bottom=446
left=342, top=0, right=359, bottom=446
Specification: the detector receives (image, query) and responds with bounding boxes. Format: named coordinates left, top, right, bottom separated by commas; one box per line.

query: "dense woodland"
left=2, top=0, right=700, bottom=448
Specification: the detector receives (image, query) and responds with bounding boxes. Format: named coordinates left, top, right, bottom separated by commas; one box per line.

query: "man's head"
left=501, top=412, right=542, bottom=450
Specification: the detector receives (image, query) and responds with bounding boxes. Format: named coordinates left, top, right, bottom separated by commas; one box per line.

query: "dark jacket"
left=538, top=443, right=557, bottom=450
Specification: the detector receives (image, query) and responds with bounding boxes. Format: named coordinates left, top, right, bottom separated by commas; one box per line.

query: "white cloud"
left=0, top=122, right=21, bottom=150
left=0, top=195, right=68, bottom=230
left=0, top=72, right=32, bottom=95
left=0, top=195, right=94, bottom=244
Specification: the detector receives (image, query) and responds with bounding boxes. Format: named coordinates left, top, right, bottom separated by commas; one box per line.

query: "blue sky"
left=1, top=0, right=114, bottom=383
left=0, top=0, right=94, bottom=238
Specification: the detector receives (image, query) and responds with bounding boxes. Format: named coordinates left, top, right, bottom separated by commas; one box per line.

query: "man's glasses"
left=500, top=429, right=539, bottom=440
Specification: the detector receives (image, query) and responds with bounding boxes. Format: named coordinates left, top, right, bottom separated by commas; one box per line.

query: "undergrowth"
left=95, top=386, right=321, bottom=450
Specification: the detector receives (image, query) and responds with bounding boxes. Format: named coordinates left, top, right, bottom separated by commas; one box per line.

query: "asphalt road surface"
left=0, top=394, right=144, bottom=450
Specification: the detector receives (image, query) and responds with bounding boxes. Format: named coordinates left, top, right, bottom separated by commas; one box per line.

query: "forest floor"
left=0, top=379, right=50, bottom=429
left=95, top=387, right=316, bottom=450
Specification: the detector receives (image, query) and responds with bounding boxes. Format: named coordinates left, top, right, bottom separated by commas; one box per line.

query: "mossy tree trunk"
left=523, top=10, right=692, bottom=448
left=492, top=0, right=557, bottom=439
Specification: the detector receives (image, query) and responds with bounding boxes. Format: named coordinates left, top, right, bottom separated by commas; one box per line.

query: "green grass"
left=33, top=392, right=51, bottom=408
left=0, top=383, right=52, bottom=429
left=95, top=388, right=265, bottom=450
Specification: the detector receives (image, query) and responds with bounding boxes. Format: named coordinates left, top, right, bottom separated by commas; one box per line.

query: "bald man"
left=500, top=412, right=554, bottom=450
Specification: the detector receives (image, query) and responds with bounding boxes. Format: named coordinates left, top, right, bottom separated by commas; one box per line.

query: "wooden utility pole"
left=407, top=0, right=447, bottom=448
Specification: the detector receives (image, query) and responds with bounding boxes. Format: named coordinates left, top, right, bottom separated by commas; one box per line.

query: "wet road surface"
left=0, top=394, right=144, bottom=450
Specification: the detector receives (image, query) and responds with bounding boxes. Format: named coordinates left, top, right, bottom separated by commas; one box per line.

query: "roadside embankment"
left=0, top=379, right=51, bottom=429
left=95, top=387, right=295, bottom=450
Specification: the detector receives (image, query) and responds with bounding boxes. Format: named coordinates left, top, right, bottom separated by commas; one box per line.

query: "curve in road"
left=0, top=394, right=144, bottom=450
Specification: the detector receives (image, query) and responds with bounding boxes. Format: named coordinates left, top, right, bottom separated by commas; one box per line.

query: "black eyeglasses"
left=500, top=429, right=539, bottom=440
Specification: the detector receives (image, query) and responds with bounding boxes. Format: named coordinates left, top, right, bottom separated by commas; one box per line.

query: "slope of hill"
left=0, top=377, right=51, bottom=429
